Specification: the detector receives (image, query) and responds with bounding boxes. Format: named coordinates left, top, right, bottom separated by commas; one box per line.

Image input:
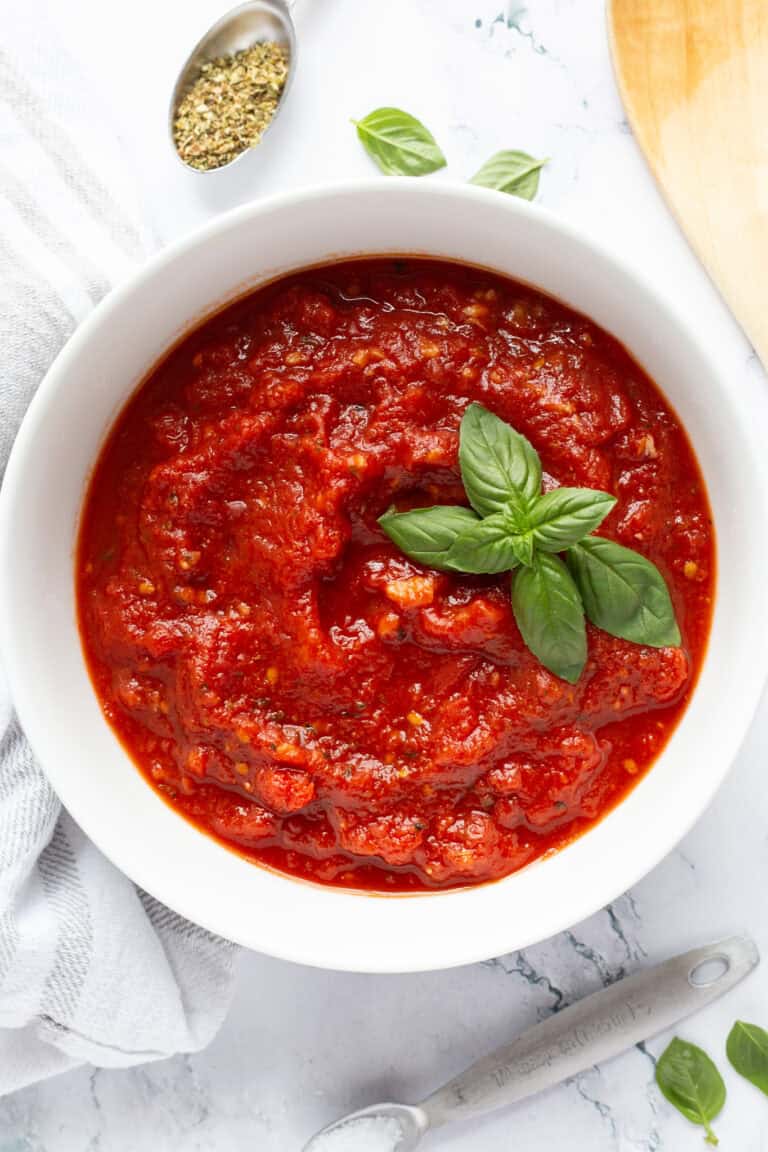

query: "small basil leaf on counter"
left=727, top=1020, right=768, bottom=1096
left=378, top=505, right=479, bottom=570
left=655, top=1037, right=725, bottom=1146
left=459, top=402, right=542, bottom=515
left=469, top=150, right=548, bottom=200
left=511, top=553, right=586, bottom=683
left=529, top=487, right=617, bottom=552
left=444, top=513, right=522, bottom=574
left=352, top=108, right=447, bottom=176
left=567, top=536, right=680, bottom=647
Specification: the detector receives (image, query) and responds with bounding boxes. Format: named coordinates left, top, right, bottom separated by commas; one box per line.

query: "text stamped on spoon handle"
left=421, top=936, right=757, bottom=1128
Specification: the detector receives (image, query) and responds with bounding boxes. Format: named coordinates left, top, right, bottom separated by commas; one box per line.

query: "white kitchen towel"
left=0, top=34, right=238, bottom=1096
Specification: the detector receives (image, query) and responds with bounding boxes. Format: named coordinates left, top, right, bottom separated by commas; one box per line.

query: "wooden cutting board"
left=608, top=0, right=768, bottom=364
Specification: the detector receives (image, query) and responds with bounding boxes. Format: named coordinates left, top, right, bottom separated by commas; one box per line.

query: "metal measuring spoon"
left=304, top=936, right=758, bottom=1151
left=168, top=1, right=297, bottom=172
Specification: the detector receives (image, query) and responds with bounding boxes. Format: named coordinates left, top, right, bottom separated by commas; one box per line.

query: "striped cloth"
left=0, top=32, right=237, bottom=1096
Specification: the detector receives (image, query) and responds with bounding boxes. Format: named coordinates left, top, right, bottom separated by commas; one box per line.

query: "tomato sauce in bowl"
left=77, top=258, right=714, bottom=892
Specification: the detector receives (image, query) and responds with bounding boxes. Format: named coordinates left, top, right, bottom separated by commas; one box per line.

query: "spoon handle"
left=420, top=935, right=758, bottom=1129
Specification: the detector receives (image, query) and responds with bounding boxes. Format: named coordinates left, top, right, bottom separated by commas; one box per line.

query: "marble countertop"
left=3, top=0, right=768, bottom=1148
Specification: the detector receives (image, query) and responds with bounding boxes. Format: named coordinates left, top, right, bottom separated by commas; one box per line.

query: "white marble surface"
left=3, top=0, right=768, bottom=1148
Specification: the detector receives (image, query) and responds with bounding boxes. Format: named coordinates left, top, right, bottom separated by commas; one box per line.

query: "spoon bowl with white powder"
left=304, top=1103, right=425, bottom=1152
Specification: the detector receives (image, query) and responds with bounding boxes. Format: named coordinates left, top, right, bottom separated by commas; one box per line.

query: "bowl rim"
left=2, top=177, right=767, bottom=972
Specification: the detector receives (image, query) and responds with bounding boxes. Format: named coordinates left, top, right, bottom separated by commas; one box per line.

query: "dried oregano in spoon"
left=173, top=42, right=289, bottom=171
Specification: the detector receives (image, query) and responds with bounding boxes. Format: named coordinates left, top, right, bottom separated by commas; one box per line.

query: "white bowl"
left=2, top=180, right=766, bottom=972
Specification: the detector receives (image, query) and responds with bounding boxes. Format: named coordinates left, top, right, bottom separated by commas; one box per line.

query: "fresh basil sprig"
left=352, top=108, right=447, bottom=176
left=656, top=1038, right=726, bottom=1146
left=469, top=150, right=548, bottom=200
left=379, top=403, right=680, bottom=683
left=726, top=1020, right=768, bottom=1096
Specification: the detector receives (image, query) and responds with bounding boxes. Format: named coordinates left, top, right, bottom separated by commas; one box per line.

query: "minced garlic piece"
left=384, top=575, right=435, bottom=609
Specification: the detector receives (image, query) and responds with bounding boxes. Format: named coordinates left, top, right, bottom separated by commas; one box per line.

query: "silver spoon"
left=304, top=935, right=758, bottom=1151
left=168, top=1, right=297, bottom=173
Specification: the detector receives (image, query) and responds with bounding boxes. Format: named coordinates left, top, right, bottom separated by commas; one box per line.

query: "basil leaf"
left=469, top=150, right=548, bottom=200
left=567, top=536, right=681, bottom=648
left=511, top=553, right=586, bottom=683
left=459, top=402, right=542, bottom=516
left=509, top=531, right=534, bottom=568
left=529, top=488, right=617, bottom=552
left=444, top=514, right=521, bottom=574
left=501, top=489, right=532, bottom=535
left=656, top=1038, right=725, bottom=1146
left=352, top=108, right=447, bottom=176
left=727, top=1020, right=768, bottom=1096
left=379, top=505, right=479, bottom=570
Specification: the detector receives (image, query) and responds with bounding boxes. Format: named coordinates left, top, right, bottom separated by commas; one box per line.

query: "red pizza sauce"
left=77, top=259, right=714, bottom=892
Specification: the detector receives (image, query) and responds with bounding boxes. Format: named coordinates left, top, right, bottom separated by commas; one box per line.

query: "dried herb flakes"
left=173, top=41, right=289, bottom=171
